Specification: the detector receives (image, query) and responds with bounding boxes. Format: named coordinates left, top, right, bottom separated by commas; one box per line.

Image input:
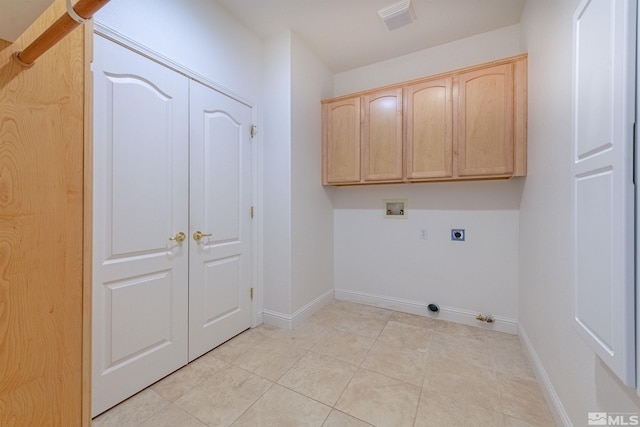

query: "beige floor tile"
left=270, top=322, right=330, bottom=349
left=322, top=410, right=374, bottom=426
left=498, top=373, right=555, bottom=426
left=430, top=330, right=494, bottom=369
left=503, top=414, right=551, bottom=426
left=278, top=351, right=357, bottom=406
left=174, top=365, right=272, bottom=426
left=96, top=306, right=557, bottom=427
left=493, top=346, right=537, bottom=380
left=92, top=389, right=169, bottom=427
left=335, top=369, right=421, bottom=427
left=333, top=311, right=389, bottom=339
left=151, top=352, right=228, bottom=401
left=331, top=300, right=393, bottom=319
left=236, top=337, right=307, bottom=381
left=253, top=323, right=280, bottom=336
left=424, top=353, right=502, bottom=412
left=360, top=340, right=428, bottom=386
left=138, top=403, right=208, bottom=427
left=232, top=384, right=331, bottom=427
left=311, top=329, right=375, bottom=365
left=377, top=320, right=432, bottom=352
left=389, top=311, right=437, bottom=330
left=414, top=389, right=505, bottom=427
left=488, top=330, right=524, bottom=350
left=307, top=304, right=349, bottom=329
left=211, top=327, right=271, bottom=363
left=433, top=319, right=488, bottom=341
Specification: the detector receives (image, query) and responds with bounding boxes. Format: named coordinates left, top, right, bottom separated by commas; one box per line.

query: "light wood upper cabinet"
left=457, top=64, right=514, bottom=177
left=322, top=97, right=361, bottom=184
left=321, top=54, right=527, bottom=185
left=405, top=77, right=453, bottom=179
left=362, top=88, right=403, bottom=182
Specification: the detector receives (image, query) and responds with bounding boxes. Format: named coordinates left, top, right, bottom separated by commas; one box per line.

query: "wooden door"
left=92, top=35, right=190, bottom=415
left=322, top=97, right=361, bottom=184
left=188, top=81, right=253, bottom=361
left=572, top=0, right=636, bottom=386
left=405, top=78, right=453, bottom=180
left=457, top=64, right=514, bottom=177
left=362, top=88, right=403, bottom=182
left=0, top=2, right=86, bottom=425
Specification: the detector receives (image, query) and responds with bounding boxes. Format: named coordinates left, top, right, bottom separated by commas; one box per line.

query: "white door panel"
left=572, top=0, right=636, bottom=386
left=189, top=81, right=253, bottom=361
left=92, top=35, right=190, bottom=416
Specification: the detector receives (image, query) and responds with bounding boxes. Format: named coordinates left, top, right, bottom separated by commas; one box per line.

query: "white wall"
left=262, top=31, right=335, bottom=324
left=519, top=0, right=640, bottom=423
left=262, top=32, right=292, bottom=316
left=331, top=26, right=525, bottom=330
left=333, top=24, right=522, bottom=97
left=94, top=0, right=262, bottom=102
left=290, top=34, right=335, bottom=313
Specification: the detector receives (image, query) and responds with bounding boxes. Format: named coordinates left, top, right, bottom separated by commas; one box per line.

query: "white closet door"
left=92, top=35, right=190, bottom=415
left=572, top=0, right=636, bottom=386
left=188, top=80, right=253, bottom=361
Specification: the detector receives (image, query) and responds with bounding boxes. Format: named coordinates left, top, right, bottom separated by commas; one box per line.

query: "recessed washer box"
left=384, top=199, right=407, bottom=218
left=451, top=229, right=465, bottom=241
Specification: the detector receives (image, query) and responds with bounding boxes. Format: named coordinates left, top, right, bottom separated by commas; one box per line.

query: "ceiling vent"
left=378, top=0, right=416, bottom=31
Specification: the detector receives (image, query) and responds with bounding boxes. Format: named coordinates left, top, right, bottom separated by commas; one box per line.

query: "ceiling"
left=216, top=0, right=526, bottom=73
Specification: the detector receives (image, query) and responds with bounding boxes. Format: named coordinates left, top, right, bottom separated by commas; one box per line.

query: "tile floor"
left=92, top=300, right=556, bottom=427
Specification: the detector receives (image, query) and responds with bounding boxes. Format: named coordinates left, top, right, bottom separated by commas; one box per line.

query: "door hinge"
left=250, top=287, right=254, bottom=300
left=250, top=124, right=257, bottom=139
left=250, top=206, right=254, bottom=219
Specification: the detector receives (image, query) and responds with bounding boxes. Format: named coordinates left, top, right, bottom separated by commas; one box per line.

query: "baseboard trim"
left=518, top=324, right=571, bottom=426
left=334, top=288, right=518, bottom=335
left=262, top=288, right=334, bottom=330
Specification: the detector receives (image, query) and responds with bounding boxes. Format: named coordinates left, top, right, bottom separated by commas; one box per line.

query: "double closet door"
left=91, top=35, right=253, bottom=416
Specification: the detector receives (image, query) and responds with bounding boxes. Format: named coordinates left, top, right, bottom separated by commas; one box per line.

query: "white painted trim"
left=262, top=289, right=334, bottom=330
left=93, top=22, right=254, bottom=108
left=334, top=288, right=518, bottom=334
left=518, top=325, right=572, bottom=427
left=254, top=311, right=264, bottom=328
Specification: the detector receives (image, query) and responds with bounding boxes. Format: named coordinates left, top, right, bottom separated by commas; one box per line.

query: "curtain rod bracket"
left=12, top=52, right=35, bottom=68
left=66, top=0, right=87, bottom=24
left=12, top=0, right=110, bottom=67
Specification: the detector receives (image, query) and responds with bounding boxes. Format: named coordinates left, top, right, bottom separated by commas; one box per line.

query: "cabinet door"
left=405, top=78, right=453, bottom=180
left=362, top=88, right=403, bottom=182
left=323, top=98, right=361, bottom=184
left=457, top=64, right=514, bottom=176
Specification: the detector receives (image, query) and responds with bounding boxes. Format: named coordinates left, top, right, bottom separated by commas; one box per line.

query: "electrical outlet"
left=419, top=228, right=427, bottom=240
left=451, top=229, right=465, bottom=241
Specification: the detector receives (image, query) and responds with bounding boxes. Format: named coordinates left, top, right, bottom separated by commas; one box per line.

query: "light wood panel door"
left=457, top=64, right=514, bottom=177
left=405, top=78, right=453, bottom=180
left=323, top=98, right=361, bottom=184
left=188, top=81, right=253, bottom=361
left=92, top=35, right=189, bottom=416
left=0, top=1, right=86, bottom=425
left=362, top=88, right=403, bottom=182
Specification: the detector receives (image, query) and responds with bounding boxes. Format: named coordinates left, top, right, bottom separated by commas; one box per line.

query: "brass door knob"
left=193, top=231, right=212, bottom=241
left=169, top=232, right=186, bottom=243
